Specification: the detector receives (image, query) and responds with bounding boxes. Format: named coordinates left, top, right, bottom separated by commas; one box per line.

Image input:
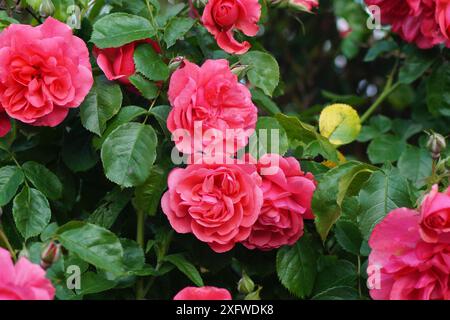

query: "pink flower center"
left=213, top=0, right=240, bottom=30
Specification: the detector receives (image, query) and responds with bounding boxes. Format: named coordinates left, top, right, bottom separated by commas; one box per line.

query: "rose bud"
left=427, top=132, right=446, bottom=160
left=40, top=241, right=62, bottom=269
left=39, top=0, right=55, bottom=17
left=237, top=271, right=255, bottom=294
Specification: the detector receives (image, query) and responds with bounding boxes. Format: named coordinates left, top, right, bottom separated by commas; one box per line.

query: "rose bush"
left=0, top=0, right=449, bottom=301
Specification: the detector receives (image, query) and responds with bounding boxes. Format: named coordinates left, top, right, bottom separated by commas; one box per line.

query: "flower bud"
left=39, top=0, right=55, bottom=18
left=427, top=133, right=446, bottom=160
left=40, top=241, right=61, bottom=269
left=237, top=271, right=255, bottom=294
left=169, top=57, right=185, bottom=72
left=231, top=64, right=250, bottom=77
left=244, top=286, right=262, bottom=300
left=288, top=0, right=319, bottom=13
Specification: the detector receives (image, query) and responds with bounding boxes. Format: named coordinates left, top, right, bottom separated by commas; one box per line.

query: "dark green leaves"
left=0, top=166, right=24, bottom=206
left=164, top=254, right=204, bottom=287
left=57, top=222, right=125, bottom=275
left=101, top=123, right=158, bottom=187
left=133, top=165, right=168, bottom=216
left=398, top=48, right=436, bottom=84
left=276, top=234, right=319, bottom=299
left=358, top=168, right=413, bottom=240
left=80, top=76, right=123, bottom=136
left=13, top=187, right=51, bottom=239
left=22, top=162, right=62, bottom=200
left=91, top=13, right=156, bottom=48
left=134, top=43, right=169, bottom=81
left=129, top=74, right=159, bottom=100
left=241, top=51, right=280, bottom=97
left=427, top=63, right=450, bottom=117
left=164, top=17, right=196, bottom=48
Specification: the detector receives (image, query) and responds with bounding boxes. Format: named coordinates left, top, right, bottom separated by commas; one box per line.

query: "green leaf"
left=276, top=233, right=318, bottom=299
left=164, top=17, right=196, bottom=48
left=149, top=105, right=171, bottom=137
left=13, top=187, right=51, bottom=239
left=427, top=63, right=450, bottom=117
left=276, top=113, right=338, bottom=162
left=133, top=165, right=168, bottom=216
left=91, top=13, right=156, bottom=48
left=62, top=127, right=99, bottom=173
left=22, top=162, right=62, bottom=200
left=357, top=115, right=392, bottom=142
left=312, top=286, right=359, bottom=300
left=358, top=168, right=413, bottom=240
left=93, top=106, right=148, bottom=150
left=251, top=88, right=281, bottom=115
left=56, top=221, right=125, bottom=275
left=134, top=43, right=169, bottom=81
left=129, top=74, right=159, bottom=100
left=80, top=76, right=123, bottom=136
left=164, top=254, right=204, bottom=287
left=249, top=117, right=289, bottom=158
left=398, top=145, right=432, bottom=188
left=399, top=48, right=436, bottom=84
left=101, top=123, right=158, bottom=187
left=313, top=259, right=357, bottom=296
left=0, top=166, right=24, bottom=206
left=87, top=188, right=133, bottom=229
left=313, top=162, right=374, bottom=241
left=241, top=51, right=280, bottom=97
left=335, top=220, right=363, bottom=256
left=121, top=239, right=145, bottom=271
left=76, top=272, right=116, bottom=296
left=364, top=40, right=398, bottom=62
left=367, top=134, right=406, bottom=164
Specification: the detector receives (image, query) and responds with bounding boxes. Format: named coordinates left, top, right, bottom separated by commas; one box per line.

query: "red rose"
left=173, top=286, right=232, bottom=300
left=161, top=158, right=263, bottom=253
left=202, top=0, right=261, bottom=54
left=93, top=39, right=160, bottom=86
left=243, top=154, right=316, bottom=250
left=365, top=0, right=450, bottom=49
left=437, top=0, right=450, bottom=39
left=0, top=17, right=93, bottom=127
left=419, top=185, right=450, bottom=243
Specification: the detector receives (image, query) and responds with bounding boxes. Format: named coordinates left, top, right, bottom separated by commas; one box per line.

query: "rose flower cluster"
left=365, top=0, right=450, bottom=49
left=161, top=59, right=317, bottom=253
left=368, top=185, right=450, bottom=300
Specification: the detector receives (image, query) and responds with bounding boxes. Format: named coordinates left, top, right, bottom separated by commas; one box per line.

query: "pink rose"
left=0, top=17, right=93, bottom=127
left=0, top=106, right=11, bottom=137
left=419, top=185, right=450, bottom=243
left=173, top=286, right=232, bottom=300
left=93, top=39, right=160, bottom=86
left=437, top=0, right=450, bottom=39
left=202, top=0, right=261, bottom=54
left=368, top=208, right=450, bottom=300
left=364, top=0, right=450, bottom=49
left=161, top=158, right=263, bottom=253
left=167, top=59, right=257, bottom=155
left=242, top=154, right=316, bottom=250
left=290, top=0, right=319, bottom=12
left=0, top=248, right=55, bottom=300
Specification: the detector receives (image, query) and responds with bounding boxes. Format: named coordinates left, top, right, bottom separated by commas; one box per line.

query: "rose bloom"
left=93, top=39, right=160, bottom=86
left=0, top=248, right=55, bottom=300
left=289, top=0, right=319, bottom=12
left=0, top=17, right=93, bottom=127
left=437, top=0, right=450, bottom=39
left=167, top=59, right=257, bottom=155
left=364, top=0, right=450, bottom=49
left=174, top=286, right=232, bottom=300
left=161, top=158, right=263, bottom=253
left=202, top=0, right=261, bottom=54
left=0, top=106, right=10, bottom=137
left=368, top=208, right=450, bottom=300
left=242, top=154, right=316, bottom=250
left=419, top=185, right=450, bottom=244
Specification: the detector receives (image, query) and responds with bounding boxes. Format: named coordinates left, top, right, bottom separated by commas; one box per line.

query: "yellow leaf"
left=319, top=104, right=361, bottom=146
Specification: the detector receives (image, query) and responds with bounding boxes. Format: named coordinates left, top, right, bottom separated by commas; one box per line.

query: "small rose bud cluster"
left=427, top=132, right=447, bottom=160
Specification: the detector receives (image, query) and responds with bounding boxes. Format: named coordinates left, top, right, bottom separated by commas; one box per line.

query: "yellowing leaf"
left=319, top=104, right=361, bottom=146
